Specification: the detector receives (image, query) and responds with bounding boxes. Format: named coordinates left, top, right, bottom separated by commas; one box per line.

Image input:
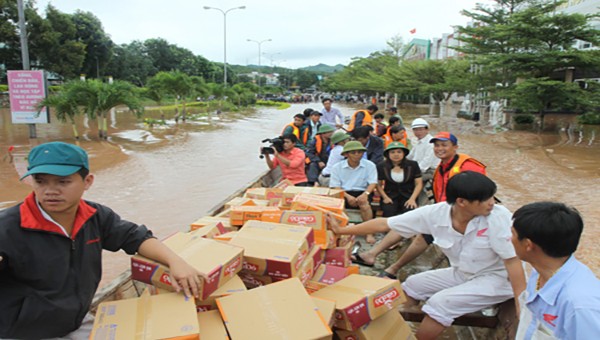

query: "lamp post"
left=246, top=38, right=271, bottom=89
left=203, top=5, right=246, bottom=86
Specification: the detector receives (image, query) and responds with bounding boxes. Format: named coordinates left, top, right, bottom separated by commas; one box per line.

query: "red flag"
left=409, top=28, right=416, bottom=34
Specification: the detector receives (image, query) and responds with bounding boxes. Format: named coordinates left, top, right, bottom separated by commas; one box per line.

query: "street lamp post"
left=203, top=5, right=246, bottom=87
left=247, top=38, right=271, bottom=89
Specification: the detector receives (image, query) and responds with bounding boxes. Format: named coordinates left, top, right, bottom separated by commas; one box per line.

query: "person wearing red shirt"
left=264, top=133, right=309, bottom=186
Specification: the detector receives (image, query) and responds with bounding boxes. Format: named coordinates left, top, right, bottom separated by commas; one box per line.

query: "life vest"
left=282, top=123, right=309, bottom=145
left=305, top=135, right=329, bottom=164
left=383, top=127, right=408, bottom=148
left=347, top=110, right=373, bottom=132
left=432, top=154, right=486, bottom=202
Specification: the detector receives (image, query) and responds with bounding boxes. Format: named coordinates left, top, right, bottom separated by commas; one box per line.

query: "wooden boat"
left=90, top=168, right=517, bottom=339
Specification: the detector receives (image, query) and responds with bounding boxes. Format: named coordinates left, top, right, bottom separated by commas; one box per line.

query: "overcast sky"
left=36, top=0, right=494, bottom=69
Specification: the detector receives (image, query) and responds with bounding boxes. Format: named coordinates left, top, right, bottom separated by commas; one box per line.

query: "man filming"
left=263, top=133, right=309, bottom=186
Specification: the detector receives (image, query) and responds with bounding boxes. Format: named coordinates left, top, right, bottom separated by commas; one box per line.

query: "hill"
left=300, top=64, right=345, bottom=74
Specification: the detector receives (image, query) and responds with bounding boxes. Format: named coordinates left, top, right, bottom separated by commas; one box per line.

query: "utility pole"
left=17, top=0, right=36, bottom=138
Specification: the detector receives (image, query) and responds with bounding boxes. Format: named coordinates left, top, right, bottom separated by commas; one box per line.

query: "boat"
left=90, top=168, right=517, bottom=339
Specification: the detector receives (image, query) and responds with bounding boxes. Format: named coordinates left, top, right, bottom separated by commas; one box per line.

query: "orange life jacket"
left=305, top=135, right=328, bottom=164
left=432, top=154, right=486, bottom=202
left=347, top=110, right=373, bottom=132
left=282, top=123, right=309, bottom=145
left=383, top=127, right=408, bottom=148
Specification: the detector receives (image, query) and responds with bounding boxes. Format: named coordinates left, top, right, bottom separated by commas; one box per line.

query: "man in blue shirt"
left=512, top=201, right=600, bottom=339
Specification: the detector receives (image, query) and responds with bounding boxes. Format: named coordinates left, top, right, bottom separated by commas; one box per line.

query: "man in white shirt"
left=327, top=171, right=526, bottom=340
left=407, top=118, right=439, bottom=205
left=320, top=98, right=344, bottom=129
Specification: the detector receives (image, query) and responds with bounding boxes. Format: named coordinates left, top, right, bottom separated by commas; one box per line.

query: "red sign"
left=7, top=70, right=49, bottom=124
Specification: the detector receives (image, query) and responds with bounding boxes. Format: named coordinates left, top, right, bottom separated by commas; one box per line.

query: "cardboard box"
left=224, top=197, right=269, bottom=210
left=190, top=216, right=233, bottom=232
left=197, top=310, right=229, bottom=340
left=261, top=210, right=337, bottom=249
left=306, top=264, right=358, bottom=293
left=244, top=187, right=283, bottom=206
left=217, top=278, right=332, bottom=340
left=328, top=188, right=345, bottom=200
left=229, top=220, right=314, bottom=279
left=91, top=291, right=199, bottom=340
left=324, top=238, right=353, bottom=267
left=131, top=234, right=243, bottom=300
left=291, top=193, right=345, bottom=215
left=238, top=270, right=276, bottom=289
left=289, top=201, right=349, bottom=229
left=196, top=275, right=247, bottom=312
left=312, top=296, right=337, bottom=328
left=335, top=309, right=416, bottom=340
left=311, top=274, right=406, bottom=331
left=188, top=222, right=227, bottom=239
left=213, top=231, right=237, bottom=242
left=229, top=205, right=280, bottom=226
left=274, top=179, right=295, bottom=189
left=282, top=186, right=331, bottom=207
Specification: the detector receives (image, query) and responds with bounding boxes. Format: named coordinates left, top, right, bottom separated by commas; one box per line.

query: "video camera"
left=259, top=137, right=285, bottom=159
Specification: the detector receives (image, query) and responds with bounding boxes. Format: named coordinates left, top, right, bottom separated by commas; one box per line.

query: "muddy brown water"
left=1, top=103, right=599, bottom=289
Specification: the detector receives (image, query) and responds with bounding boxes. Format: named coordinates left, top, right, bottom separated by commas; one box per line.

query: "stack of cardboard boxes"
left=90, top=182, right=416, bottom=339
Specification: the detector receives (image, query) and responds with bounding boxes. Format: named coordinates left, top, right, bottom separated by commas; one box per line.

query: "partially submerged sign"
left=7, top=70, right=49, bottom=124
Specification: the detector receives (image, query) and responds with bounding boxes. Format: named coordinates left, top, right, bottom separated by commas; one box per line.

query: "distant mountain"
left=300, top=64, right=345, bottom=74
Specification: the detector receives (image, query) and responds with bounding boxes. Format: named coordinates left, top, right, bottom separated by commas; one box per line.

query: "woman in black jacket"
left=376, top=142, right=423, bottom=217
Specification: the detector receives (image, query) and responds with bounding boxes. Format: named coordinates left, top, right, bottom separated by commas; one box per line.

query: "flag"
left=409, top=28, right=416, bottom=34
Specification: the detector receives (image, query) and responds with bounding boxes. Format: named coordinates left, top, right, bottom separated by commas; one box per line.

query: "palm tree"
left=37, top=85, right=83, bottom=140
left=69, top=79, right=142, bottom=139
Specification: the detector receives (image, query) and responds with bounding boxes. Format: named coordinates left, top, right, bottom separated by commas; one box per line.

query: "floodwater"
left=1, top=103, right=600, bottom=288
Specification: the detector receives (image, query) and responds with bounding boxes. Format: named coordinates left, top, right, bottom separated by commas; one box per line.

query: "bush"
left=577, top=112, right=600, bottom=125
left=0, top=84, right=8, bottom=92
left=513, top=114, right=535, bottom=124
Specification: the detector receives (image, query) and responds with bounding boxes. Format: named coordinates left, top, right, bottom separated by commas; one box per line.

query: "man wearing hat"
left=319, top=131, right=351, bottom=187
left=305, top=125, right=335, bottom=186
left=407, top=118, right=439, bottom=205
left=330, top=141, right=378, bottom=228
left=0, top=142, right=204, bottom=339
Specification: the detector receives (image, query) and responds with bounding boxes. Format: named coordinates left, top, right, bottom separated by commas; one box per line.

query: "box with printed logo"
left=217, top=278, right=332, bottom=340
left=291, top=193, right=345, bottom=215
left=289, top=200, right=349, bottom=228
left=243, top=187, right=284, bottom=206
left=324, top=238, right=353, bottom=267
left=311, top=274, right=406, bottom=331
left=306, top=264, right=357, bottom=293
left=131, top=232, right=243, bottom=300
left=91, top=290, right=199, bottom=340
left=261, top=210, right=337, bottom=249
left=229, top=205, right=281, bottom=226
left=282, top=186, right=331, bottom=208
left=187, top=222, right=227, bottom=239
left=334, top=309, right=416, bottom=340
left=228, top=220, right=314, bottom=280
left=224, top=196, right=269, bottom=210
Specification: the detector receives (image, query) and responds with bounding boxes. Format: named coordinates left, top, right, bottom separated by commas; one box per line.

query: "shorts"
left=423, top=234, right=434, bottom=245
left=344, top=190, right=372, bottom=208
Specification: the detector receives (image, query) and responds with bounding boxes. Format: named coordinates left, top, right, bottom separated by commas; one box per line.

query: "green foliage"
left=0, top=85, right=8, bottom=92
left=256, top=100, right=290, bottom=109
left=577, top=112, right=600, bottom=125
left=512, top=114, right=535, bottom=124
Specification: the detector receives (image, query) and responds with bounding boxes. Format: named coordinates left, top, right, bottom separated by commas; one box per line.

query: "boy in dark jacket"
left=0, top=142, right=204, bottom=339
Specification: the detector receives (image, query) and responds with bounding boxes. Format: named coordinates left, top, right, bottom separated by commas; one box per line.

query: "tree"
left=68, top=79, right=142, bottom=139
left=386, top=34, right=405, bottom=63
left=71, top=10, right=114, bottom=78
left=37, top=81, right=84, bottom=139
left=456, top=0, right=600, bottom=127
left=147, top=71, right=194, bottom=121
left=106, top=41, right=157, bottom=86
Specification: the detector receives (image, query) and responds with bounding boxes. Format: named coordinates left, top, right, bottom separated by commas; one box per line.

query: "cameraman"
left=263, top=133, right=309, bottom=186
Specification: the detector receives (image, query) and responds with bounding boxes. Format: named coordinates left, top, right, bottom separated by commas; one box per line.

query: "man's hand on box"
left=326, top=213, right=342, bottom=234
left=169, top=257, right=207, bottom=299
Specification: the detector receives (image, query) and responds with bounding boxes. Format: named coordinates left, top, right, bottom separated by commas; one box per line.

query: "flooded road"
left=1, top=103, right=600, bottom=287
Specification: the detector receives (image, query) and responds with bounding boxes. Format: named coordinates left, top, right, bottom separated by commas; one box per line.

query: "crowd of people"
left=263, top=98, right=600, bottom=339
left=0, top=97, right=599, bottom=339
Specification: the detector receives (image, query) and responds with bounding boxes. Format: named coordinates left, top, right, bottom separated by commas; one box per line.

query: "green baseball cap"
left=384, top=141, right=410, bottom=156
left=342, top=141, right=367, bottom=154
left=20, top=142, right=89, bottom=180
left=317, top=125, right=335, bottom=134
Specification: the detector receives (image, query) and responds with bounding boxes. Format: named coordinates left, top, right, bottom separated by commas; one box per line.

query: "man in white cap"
left=407, top=118, right=439, bottom=206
